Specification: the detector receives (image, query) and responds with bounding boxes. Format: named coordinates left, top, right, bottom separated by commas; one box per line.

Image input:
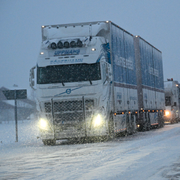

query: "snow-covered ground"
left=1, top=120, right=180, bottom=180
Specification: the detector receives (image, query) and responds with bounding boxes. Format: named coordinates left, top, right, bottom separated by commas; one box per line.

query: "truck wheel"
left=42, top=139, right=56, bottom=146
left=108, top=114, right=114, bottom=139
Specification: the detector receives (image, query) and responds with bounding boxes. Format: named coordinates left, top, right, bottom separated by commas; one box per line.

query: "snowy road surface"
left=1, top=121, right=180, bottom=180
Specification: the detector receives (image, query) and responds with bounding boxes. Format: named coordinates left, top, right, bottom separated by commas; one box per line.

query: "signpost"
left=2, top=89, right=27, bottom=142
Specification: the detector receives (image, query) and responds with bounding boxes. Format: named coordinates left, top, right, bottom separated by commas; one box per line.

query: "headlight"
left=39, top=118, right=49, bottom=130
left=93, top=114, right=103, bottom=127
left=165, top=110, right=170, bottom=116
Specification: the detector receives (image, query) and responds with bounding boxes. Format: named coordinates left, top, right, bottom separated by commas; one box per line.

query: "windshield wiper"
left=62, top=82, right=65, bottom=86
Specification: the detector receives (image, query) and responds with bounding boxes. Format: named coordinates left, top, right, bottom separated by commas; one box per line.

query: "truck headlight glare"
left=39, top=118, right=48, bottom=130
left=165, top=110, right=170, bottom=116
left=93, top=114, right=103, bottom=127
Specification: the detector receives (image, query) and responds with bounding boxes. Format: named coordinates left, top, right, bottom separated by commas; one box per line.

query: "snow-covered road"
left=1, top=121, right=180, bottom=180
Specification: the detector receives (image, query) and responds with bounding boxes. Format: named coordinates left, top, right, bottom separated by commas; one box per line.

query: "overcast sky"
left=0, top=0, right=180, bottom=92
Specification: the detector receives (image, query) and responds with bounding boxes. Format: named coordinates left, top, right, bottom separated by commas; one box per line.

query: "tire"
left=126, top=114, right=133, bottom=135
left=146, top=113, right=151, bottom=131
left=132, top=114, right=137, bottom=133
left=108, top=114, right=115, bottom=139
left=158, top=113, right=164, bottom=128
left=42, top=139, right=56, bottom=146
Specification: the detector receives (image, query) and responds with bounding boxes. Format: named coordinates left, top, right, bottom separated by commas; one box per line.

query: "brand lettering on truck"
left=54, top=49, right=80, bottom=56
left=148, top=67, right=159, bottom=77
left=114, top=56, right=134, bottom=70
left=50, top=58, right=83, bottom=65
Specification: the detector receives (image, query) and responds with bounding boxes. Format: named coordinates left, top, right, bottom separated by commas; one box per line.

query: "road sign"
left=2, top=90, right=15, bottom=100
left=16, top=89, right=27, bottom=99
left=2, top=89, right=27, bottom=142
left=2, top=89, right=27, bottom=100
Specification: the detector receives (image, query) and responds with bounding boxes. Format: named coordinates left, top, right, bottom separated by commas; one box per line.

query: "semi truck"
left=164, top=79, right=180, bottom=123
left=29, top=21, right=165, bottom=145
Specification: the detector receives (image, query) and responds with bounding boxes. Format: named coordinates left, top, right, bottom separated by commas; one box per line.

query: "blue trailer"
left=109, top=22, right=164, bottom=133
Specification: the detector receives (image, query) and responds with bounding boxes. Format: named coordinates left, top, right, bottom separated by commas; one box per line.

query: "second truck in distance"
left=164, top=78, right=180, bottom=123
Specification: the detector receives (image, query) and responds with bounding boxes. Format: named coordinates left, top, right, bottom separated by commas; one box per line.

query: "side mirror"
left=29, top=66, right=36, bottom=90
left=30, top=68, right=34, bottom=79
left=30, top=80, right=35, bottom=87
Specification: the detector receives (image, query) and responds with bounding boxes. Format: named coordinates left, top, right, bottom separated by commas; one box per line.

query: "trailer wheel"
left=126, top=114, right=135, bottom=135
left=131, top=114, right=136, bottom=133
left=42, top=139, right=56, bottom=146
left=175, top=118, right=179, bottom=123
left=146, top=113, right=151, bottom=131
left=158, top=112, right=164, bottom=128
left=126, top=115, right=130, bottom=135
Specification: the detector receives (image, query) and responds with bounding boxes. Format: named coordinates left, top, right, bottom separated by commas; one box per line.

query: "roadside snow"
left=1, top=121, right=180, bottom=180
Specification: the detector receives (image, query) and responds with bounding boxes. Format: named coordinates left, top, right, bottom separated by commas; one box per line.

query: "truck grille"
left=44, top=100, right=94, bottom=113
left=44, top=100, right=94, bottom=122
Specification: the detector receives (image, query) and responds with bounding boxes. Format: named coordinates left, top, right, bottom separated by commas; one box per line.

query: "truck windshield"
left=37, top=63, right=101, bottom=84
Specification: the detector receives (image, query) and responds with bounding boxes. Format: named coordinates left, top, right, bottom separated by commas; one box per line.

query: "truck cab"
left=30, top=22, right=113, bottom=144
left=164, top=79, right=180, bottom=124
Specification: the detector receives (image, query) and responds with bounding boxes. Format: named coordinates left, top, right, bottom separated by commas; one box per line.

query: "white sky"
left=0, top=0, right=180, bottom=91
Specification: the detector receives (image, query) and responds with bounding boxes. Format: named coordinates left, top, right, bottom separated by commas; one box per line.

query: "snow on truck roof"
left=41, top=20, right=161, bottom=53
left=41, top=21, right=110, bottom=41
